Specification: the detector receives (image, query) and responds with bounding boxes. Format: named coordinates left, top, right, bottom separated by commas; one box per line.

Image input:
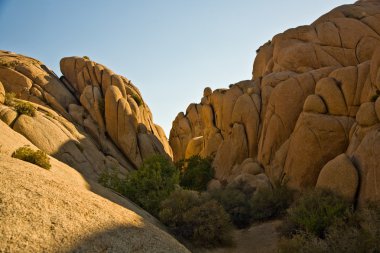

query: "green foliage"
left=250, top=183, right=294, bottom=221
left=83, top=56, right=90, bottom=60
left=131, top=93, right=142, bottom=106
left=178, top=155, right=214, bottom=191
left=123, top=155, right=179, bottom=216
left=278, top=203, right=380, bottom=253
left=98, top=168, right=124, bottom=192
left=283, top=189, right=351, bottom=238
left=12, top=146, right=51, bottom=170
left=14, top=101, right=36, bottom=117
left=159, top=189, right=233, bottom=248
left=210, top=185, right=252, bottom=228
left=4, top=92, right=16, bottom=106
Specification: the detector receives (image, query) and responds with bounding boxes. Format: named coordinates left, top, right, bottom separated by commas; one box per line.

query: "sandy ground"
left=197, top=220, right=282, bottom=253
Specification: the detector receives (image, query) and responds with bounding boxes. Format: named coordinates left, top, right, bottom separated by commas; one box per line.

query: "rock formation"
left=60, top=56, right=172, bottom=168
left=0, top=119, right=189, bottom=252
left=170, top=0, right=380, bottom=205
left=0, top=51, right=172, bottom=179
left=0, top=52, right=187, bottom=252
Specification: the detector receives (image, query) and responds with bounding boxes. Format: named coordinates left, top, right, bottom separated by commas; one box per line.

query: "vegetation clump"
left=4, top=93, right=36, bottom=116
left=98, top=167, right=124, bottom=192
left=159, top=189, right=233, bottom=248
left=14, top=101, right=36, bottom=116
left=210, top=184, right=252, bottom=228
left=177, top=155, right=214, bottom=191
left=12, top=146, right=51, bottom=169
left=4, top=92, right=16, bottom=106
left=250, top=183, right=294, bottom=221
left=280, top=189, right=351, bottom=238
left=276, top=189, right=380, bottom=253
left=122, top=155, right=179, bottom=216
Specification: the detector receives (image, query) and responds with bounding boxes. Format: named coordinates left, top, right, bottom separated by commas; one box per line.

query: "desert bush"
left=14, top=101, right=36, bottom=116
left=12, top=146, right=51, bottom=169
left=250, top=183, right=294, bottom=221
left=123, top=155, right=179, bottom=216
left=278, top=233, right=327, bottom=253
left=210, top=185, right=252, bottom=228
left=4, top=92, right=16, bottom=106
left=98, top=168, right=124, bottom=192
left=83, top=56, right=90, bottom=60
left=283, top=189, right=351, bottom=238
left=159, top=189, right=233, bottom=247
left=279, top=210, right=380, bottom=253
left=177, top=155, right=214, bottom=191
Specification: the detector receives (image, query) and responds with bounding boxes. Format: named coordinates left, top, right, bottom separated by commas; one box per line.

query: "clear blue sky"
left=0, top=0, right=352, bottom=134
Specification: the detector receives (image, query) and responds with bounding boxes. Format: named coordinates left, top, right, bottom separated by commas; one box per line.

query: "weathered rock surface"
left=0, top=81, right=4, bottom=104
left=60, top=56, right=172, bottom=168
left=316, top=154, right=359, bottom=202
left=170, top=0, right=380, bottom=204
left=0, top=51, right=172, bottom=180
left=0, top=121, right=189, bottom=252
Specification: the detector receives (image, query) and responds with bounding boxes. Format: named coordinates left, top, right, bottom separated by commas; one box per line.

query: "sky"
left=0, top=0, right=352, bottom=134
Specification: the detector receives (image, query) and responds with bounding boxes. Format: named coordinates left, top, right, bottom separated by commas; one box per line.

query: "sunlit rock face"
left=169, top=0, right=380, bottom=205
left=60, top=56, right=173, bottom=168
left=0, top=50, right=172, bottom=179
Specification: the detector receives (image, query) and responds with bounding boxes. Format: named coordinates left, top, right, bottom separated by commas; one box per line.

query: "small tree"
left=178, top=155, right=214, bottom=191
left=159, top=189, right=233, bottom=247
left=123, top=155, right=179, bottom=216
left=283, top=189, right=351, bottom=238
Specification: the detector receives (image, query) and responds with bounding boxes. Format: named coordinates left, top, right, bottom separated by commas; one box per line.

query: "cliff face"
left=170, top=0, right=380, bottom=205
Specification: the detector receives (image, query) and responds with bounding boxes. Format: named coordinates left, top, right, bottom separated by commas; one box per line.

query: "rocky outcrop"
left=169, top=0, right=380, bottom=204
left=0, top=120, right=189, bottom=253
left=0, top=81, right=4, bottom=104
left=60, top=56, right=172, bottom=168
left=0, top=51, right=172, bottom=179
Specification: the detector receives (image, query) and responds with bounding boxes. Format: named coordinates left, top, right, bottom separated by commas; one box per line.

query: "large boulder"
left=316, top=154, right=359, bottom=202
left=169, top=1, right=380, bottom=205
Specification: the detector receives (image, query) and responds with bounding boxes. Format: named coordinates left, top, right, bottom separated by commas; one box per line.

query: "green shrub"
left=279, top=211, right=379, bottom=253
left=278, top=233, right=327, bottom=253
left=281, top=189, right=352, bottom=238
left=159, top=189, right=233, bottom=247
left=83, top=56, right=90, bottom=60
left=98, top=168, right=124, bottom=192
left=210, top=185, right=252, bottom=228
left=14, top=101, right=36, bottom=117
left=177, top=155, right=214, bottom=191
left=250, top=184, right=293, bottom=221
left=12, top=146, right=51, bottom=169
left=123, top=155, right=179, bottom=216
left=4, top=92, right=16, bottom=106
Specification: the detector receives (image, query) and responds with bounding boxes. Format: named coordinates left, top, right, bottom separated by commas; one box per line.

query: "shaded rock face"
left=169, top=1, right=380, bottom=204
left=0, top=51, right=172, bottom=179
left=60, top=56, right=172, bottom=168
